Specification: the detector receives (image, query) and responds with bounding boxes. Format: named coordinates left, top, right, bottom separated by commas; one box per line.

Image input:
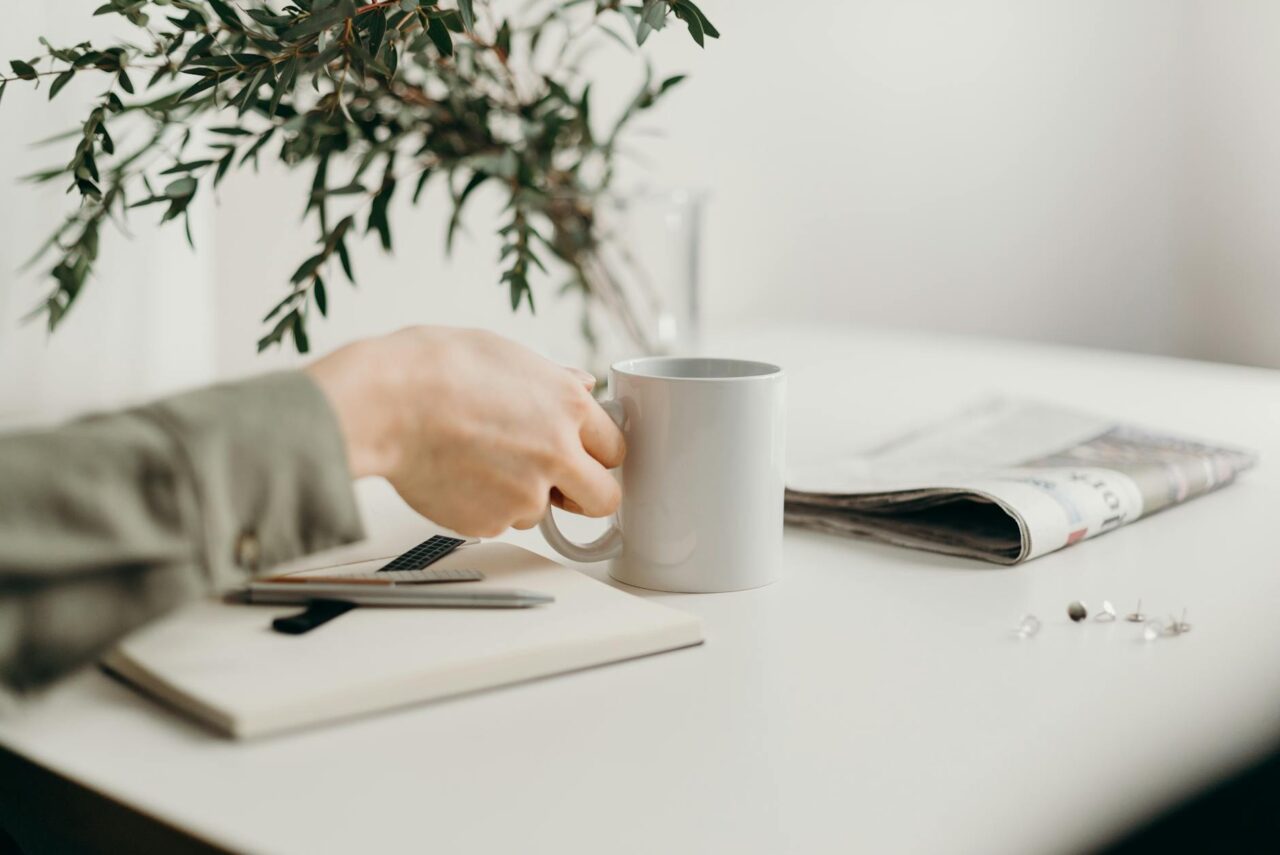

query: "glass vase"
left=583, top=188, right=706, bottom=372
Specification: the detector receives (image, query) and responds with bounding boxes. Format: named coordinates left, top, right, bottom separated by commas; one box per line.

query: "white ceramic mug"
left=540, top=356, right=786, bottom=593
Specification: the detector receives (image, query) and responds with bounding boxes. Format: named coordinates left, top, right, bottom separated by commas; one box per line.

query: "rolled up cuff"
left=141, top=371, right=365, bottom=589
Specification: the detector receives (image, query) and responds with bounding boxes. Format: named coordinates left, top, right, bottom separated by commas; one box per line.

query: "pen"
left=244, top=583, right=554, bottom=609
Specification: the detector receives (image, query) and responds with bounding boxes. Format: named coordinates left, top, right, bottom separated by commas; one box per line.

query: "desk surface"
left=3, top=325, right=1280, bottom=855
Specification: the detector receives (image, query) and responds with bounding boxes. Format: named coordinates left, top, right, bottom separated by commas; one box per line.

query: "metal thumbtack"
left=1095, top=600, right=1117, bottom=622
left=1125, top=599, right=1146, bottom=622
left=1014, top=614, right=1042, bottom=639
left=1172, top=609, right=1192, bottom=635
left=1067, top=601, right=1088, bottom=622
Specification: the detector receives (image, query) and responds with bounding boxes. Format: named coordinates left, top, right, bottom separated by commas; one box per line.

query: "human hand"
left=305, top=326, right=624, bottom=537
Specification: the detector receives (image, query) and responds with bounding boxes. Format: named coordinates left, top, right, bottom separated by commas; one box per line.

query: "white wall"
left=4, top=0, right=1280, bottom=413
left=639, top=0, right=1191, bottom=351
left=1180, top=0, right=1280, bottom=366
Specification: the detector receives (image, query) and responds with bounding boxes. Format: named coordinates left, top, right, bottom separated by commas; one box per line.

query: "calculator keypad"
left=377, top=536, right=468, bottom=572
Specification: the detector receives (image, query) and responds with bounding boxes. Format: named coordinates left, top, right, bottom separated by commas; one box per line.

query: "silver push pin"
left=1170, top=609, right=1192, bottom=635
left=1125, top=599, right=1146, bottom=623
left=1013, top=614, right=1042, bottom=639
left=1095, top=600, right=1117, bottom=622
left=1067, top=601, right=1088, bottom=622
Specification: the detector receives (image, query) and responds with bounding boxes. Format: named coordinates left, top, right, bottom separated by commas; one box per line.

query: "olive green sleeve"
left=0, top=371, right=365, bottom=693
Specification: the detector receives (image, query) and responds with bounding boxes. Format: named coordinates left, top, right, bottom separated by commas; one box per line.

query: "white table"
left=3, top=325, right=1279, bottom=855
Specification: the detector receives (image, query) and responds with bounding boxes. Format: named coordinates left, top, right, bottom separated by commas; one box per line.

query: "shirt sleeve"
left=0, top=371, right=365, bottom=693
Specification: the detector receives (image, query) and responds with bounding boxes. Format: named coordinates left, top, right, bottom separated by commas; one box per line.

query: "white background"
left=3, top=1, right=1280, bottom=418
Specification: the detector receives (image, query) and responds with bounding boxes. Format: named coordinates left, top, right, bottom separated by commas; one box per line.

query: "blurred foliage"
left=1, top=0, right=716, bottom=352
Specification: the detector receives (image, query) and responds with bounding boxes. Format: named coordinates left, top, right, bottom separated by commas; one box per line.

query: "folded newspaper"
left=785, top=399, right=1257, bottom=564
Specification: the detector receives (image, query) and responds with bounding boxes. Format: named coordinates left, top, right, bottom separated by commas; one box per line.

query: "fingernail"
left=562, top=498, right=584, bottom=514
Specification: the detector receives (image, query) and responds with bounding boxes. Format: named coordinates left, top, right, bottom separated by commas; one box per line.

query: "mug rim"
left=611, top=355, right=783, bottom=382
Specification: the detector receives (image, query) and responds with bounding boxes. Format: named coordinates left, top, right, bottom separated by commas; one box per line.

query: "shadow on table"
left=1099, top=736, right=1280, bottom=853
left=0, top=746, right=229, bottom=855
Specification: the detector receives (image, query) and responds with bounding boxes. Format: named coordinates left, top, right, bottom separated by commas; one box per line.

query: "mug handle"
left=538, top=398, right=626, bottom=563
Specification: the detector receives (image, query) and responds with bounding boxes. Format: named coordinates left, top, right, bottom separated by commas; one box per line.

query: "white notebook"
left=103, top=543, right=703, bottom=738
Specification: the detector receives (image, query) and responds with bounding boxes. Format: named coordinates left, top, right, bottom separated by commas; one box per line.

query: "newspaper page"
left=784, top=399, right=1258, bottom=565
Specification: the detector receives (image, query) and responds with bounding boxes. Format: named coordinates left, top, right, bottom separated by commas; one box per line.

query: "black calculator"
left=376, top=535, right=474, bottom=573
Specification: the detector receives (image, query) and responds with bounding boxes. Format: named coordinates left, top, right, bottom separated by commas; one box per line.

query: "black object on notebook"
left=271, top=600, right=357, bottom=635
left=377, top=535, right=468, bottom=572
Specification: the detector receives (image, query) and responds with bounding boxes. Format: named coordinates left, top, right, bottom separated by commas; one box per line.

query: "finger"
left=512, top=516, right=541, bottom=530
left=549, top=487, right=584, bottom=514
left=564, top=366, right=596, bottom=392
left=554, top=452, right=621, bottom=518
left=579, top=400, right=626, bottom=469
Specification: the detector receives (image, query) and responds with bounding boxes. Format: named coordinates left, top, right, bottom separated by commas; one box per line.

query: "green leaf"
left=365, top=12, right=388, bottom=57
left=314, top=276, right=328, bottom=317
left=496, top=20, right=511, bottom=57
left=412, top=167, right=433, bottom=204
left=672, top=0, right=719, bottom=45
left=238, top=127, right=275, bottom=168
left=214, top=149, right=235, bottom=187
left=234, top=69, right=264, bottom=115
left=446, top=171, right=489, bottom=254
left=262, top=292, right=301, bottom=323
left=268, top=55, right=298, bottom=118
left=281, top=6, right=347, bottom=39
left=257, top=309, right=297, bottom=352
left=290, top=252, right=325, bottom=284
left=177, top=74, right=218, bottom=102
left=457, top=0, right=475, bottom=32
left=683, top=0, right=720, bottom=38
left=367, top=164, right=397, bottom=251
left=127, top=195, right=168, bottom=210
left=160, top=160, right=213, bottom=175
left=181, top=35, right=215, bottom=67
left=146, top=64, right=171, bottom=91
left=336, top=238, right=355, bottom=284
left=312, top=183, right=368, bottom=200
left=0, top=80, right=6, bottom=105
left=48, top=71, right=74, bottom=100
left=426, top=16, right=454, bottom=56
left=307, top=153, right=330, bottom=226
left=672, top=1, right=703, bottom=46
left=163, top=176, right=197, bottom=198
left=635, top=0, right=666, bottom=46
left=245, top=7, right=295, bottom=28
left=290, top=312, right=310, bottom=353
left=207, top=0, right=243, bottom=30
left=9, top=60, right=38, bottom=80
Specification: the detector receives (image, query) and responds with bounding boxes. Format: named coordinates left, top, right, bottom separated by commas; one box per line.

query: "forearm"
left=0, top=371, right=365, bottom=693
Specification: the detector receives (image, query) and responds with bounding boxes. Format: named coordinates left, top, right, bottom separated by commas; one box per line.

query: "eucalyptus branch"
left=2, top=0, right=719, bottom=353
